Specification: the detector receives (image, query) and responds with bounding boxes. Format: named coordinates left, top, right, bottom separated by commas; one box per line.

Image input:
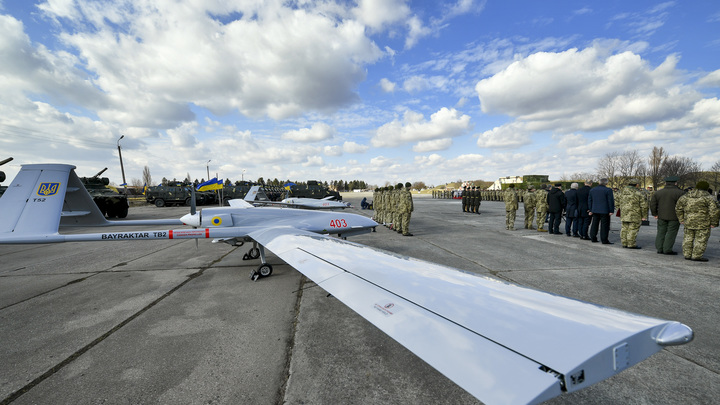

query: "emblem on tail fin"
left=37, top=183, right=60, bottom=196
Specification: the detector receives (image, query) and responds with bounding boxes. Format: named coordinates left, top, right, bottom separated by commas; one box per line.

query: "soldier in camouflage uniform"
left=524, top=185, right=537, bottom=229
left=504, top=184, right=519, bottom=230
left=397, top=182, right=414, bottom=236
left=616, top=180, right=648, bottom=249
left=675, top=181, right=720, bottom=261
left=535, top=184, right=549, bottom=232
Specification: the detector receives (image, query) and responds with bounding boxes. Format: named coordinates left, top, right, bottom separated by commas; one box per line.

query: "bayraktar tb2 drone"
left=0, top=164, right=693, bottom=405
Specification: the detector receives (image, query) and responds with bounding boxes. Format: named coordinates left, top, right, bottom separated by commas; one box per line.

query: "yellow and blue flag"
left=284, top=182, right=296, bottom=191
left=197, top=178, right=223, bottom=191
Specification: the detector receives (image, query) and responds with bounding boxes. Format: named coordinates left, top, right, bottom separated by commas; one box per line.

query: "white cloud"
left=412, top=138, right=453, bottom=152
left=343, top=141, right=369, bottom=153
left=302, top=155, right=324, bottom=167
left=352, top=0, right=411, bottom=31
left=476, top=122, right=532, bottom=148
left=476, top=46, right=700, bottom=133
left=371, top=107, right=471, bottom=148
left=282, top=123, right=336, bottom=143
left=35, top=1, right=384, bottom=127
left=379, top=78, right=396, bottom=92
left=323, top=145, right=343, bottom=156
left=697, top=69, right=720, bottom=88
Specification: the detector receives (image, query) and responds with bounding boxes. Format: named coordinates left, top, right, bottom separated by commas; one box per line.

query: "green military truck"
left=287, top=180, right=341, bottom=200
left=79, top=168, right=129, bottom=218
left=145, top=184, right=211, bottom=207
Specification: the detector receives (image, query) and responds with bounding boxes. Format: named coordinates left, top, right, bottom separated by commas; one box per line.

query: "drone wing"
left=248, top=226, right=693, bottom=405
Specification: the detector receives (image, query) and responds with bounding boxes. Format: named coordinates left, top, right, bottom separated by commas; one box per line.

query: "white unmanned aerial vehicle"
left=0, top=164, right=693, bottom=405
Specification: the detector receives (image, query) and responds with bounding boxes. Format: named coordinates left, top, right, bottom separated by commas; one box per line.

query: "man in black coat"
left=650, top=176, right=685, bottom=254
left=576, top=180, right=592, bottom=239
left=564, top=183, right=580, bottom=237
left=547, top=183, right=567, bottom=234
left=589, top=178, right=615, bottom=244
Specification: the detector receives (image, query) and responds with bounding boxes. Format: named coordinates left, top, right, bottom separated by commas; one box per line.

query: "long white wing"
left=249, top=226, right=692, bottom=405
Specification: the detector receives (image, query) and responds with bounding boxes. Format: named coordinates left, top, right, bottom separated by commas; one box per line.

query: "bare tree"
left=648, top=147, right=667, bottom=189
left=596, top=151, right=620, bottom=187
left=617, top=150, right=646, bottom=187
left=710, top=160, right=720, bottom=193
left=661, top=156, right=702, bottom=188
left=142, top=165, right=152, bottom=186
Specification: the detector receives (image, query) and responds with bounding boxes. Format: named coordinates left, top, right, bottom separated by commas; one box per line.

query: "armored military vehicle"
left=0, top=157, right=12, bottom=198
left=79, top=168, right=129, bottom=218
left=145, top=184, right=209, bottom=207
left=287, top=180, right=341, bottom=200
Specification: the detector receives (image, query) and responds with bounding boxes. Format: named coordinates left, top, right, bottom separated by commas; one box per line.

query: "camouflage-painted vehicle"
left=220, top=181, right=255, bottom=205
left=287, top=180, right=341, bottom=200
left=79, top=168, right=129, bottom=218
left=145, top=184, right=210, bottom=207
left=0, top=157, right=12, bottom=198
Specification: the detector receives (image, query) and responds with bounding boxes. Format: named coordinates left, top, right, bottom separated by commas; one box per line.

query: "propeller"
left=180, top=186, right=202, bottom=248
left=191, top=187, right=198, bottom=249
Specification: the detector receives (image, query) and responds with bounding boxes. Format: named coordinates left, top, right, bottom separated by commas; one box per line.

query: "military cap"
left=405, top=182, right=411, bottom=188
left=696, top=181, right=710, bottom=190
left=628, top=179, right=638, bottom=185
left=528, top=184, right=535, bottom=190
left=664, top=176, right=679, bottom=182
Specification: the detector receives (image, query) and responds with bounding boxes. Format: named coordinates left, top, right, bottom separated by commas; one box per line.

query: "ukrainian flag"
left=143, top=183, right=147, bottom=195
left=197, top=178, right=223, bottom=191
left=284, top=182, right=296, bottom=191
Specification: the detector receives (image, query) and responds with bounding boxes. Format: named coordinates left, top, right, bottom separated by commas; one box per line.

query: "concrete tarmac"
left=0, top=194, right=718, bottom=404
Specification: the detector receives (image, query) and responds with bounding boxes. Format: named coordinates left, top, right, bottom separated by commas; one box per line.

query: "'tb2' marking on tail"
left=37, top=183, right=60, bottom=196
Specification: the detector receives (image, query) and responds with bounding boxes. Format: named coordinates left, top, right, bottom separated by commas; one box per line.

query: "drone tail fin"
left=0, top=164, right=108, bottom=238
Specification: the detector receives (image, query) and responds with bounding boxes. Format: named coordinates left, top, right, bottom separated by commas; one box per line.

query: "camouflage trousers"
left=524, top=207, right=536, bottom=229
left=506, top=210, right=516, bottom=230
left=397, top=212, right=411, bottom=235
left=620, top=221, right=641, bottom=247
left=682, top=227, right=711, bottom=260
left=536, top=208, right=547, bottom=230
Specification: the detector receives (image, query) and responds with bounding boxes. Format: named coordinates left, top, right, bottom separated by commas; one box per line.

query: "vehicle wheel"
left=257, top=264, right=273, bottom=277
left=223, top=197, right=230, bottom=206
left=155, top=199, right=165, bottom=207
left=248, top=247, right=260, bottom=260
left=185, top=197, right=192, bottom=206
left=117, top=202, right=129, bottom=218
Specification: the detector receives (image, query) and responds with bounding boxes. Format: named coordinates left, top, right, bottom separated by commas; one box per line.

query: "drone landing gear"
left=246, top=242, right=273, bottom=281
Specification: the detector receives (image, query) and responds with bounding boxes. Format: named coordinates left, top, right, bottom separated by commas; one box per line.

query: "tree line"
left=568, top=147, right=720, bottom=190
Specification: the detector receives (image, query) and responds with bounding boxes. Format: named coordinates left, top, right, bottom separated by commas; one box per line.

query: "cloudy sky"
left=1, top=0, right=719, bottom=187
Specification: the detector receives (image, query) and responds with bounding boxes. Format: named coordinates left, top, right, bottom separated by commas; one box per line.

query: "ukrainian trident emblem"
left=37, top=183, right=60, bottom=196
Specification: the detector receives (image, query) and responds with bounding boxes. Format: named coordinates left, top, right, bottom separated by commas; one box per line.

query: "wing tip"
left=654, top=322, right=694, bottom=346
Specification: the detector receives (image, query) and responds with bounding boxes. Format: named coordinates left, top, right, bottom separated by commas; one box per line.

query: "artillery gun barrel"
left=93, top=167, right=108, bottom=178
left=0, top=157, right=13, bottom=166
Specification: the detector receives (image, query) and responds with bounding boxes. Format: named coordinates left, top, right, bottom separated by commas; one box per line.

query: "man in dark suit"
left=577, top=180, right=592, bottom=239
left=588, top=178, right=615, bottom=244
left=564, top=183, right=580, bottom=237
left=547, top=183, right=566, bottom=234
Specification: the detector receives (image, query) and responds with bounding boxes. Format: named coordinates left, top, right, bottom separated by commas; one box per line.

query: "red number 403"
left=330, top=219, right=348, bottom=228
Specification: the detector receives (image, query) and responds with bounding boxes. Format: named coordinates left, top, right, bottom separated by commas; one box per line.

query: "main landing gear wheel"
left=243, top=247, right=261, bottom=260
left=250, top=264, right=273, bottom=281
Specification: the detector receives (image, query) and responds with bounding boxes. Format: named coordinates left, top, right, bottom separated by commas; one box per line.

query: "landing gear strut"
left=246, top=241, right=273, bottom=281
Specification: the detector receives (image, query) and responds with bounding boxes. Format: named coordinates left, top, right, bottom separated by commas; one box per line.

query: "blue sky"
left=1, top=0, right=719, bottom=187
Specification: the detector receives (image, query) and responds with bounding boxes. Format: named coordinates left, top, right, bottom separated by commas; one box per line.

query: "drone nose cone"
left=180, top=213, right=201, bottom=227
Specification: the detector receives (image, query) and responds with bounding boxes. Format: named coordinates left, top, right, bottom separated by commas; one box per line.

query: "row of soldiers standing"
left=461, top=186, right=482, bottom=214
left=373, top=183, right=415, bottom=236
